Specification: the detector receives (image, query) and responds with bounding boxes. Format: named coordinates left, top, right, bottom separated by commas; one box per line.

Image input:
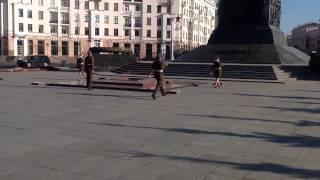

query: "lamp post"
left=170, top=0, right=174, bottom=61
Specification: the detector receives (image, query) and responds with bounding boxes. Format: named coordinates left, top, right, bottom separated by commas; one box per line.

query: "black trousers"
left=86, top=70, right=93, bottom=89
left=153, top=73, right=166, bottom=96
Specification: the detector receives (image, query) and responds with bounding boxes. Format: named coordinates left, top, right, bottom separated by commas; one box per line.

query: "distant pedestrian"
left=149, top=53, right=167, bottom=100
left=76, top=54, right=85, bottom=81
left=211, top=56, right=223, bottom=88
left=85, top=50, right=95, bottom=90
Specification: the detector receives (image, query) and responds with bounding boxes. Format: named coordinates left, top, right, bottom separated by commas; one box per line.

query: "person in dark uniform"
left=149, top=54, right=167, bottom=100
left=85, top=50, right=94, bottom=90
left=211, top=56, right=223, bottom=88
left=76, top=54, right=85, bottom=81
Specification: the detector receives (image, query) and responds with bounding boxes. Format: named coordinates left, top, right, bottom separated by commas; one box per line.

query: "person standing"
left=149, top=54, right=167, bottom=100
left=76, top=54, right=85, bottom=81
left=212, top=56, right=223, bottom=88
left=85, top=50, right=95, bottom=90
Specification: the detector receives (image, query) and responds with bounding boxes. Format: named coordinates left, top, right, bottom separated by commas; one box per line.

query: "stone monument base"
left=176, top=44, right=309, bottom=64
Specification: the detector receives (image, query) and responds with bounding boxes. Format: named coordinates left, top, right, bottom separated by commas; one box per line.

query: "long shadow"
left=89, top=122, right=320, bottom=148
left=60, top=92, right=152, bottom=100
left=118, top=151, right=320, bottom=179
left=281, top=100, right=320, bottom=105
left=178, top=114, right=320, bottom=127
left=289, top=90, right=320, bottom=93
left=233, top=93, right=320, bottom=100
left=256, top=106, right=320, bottom=114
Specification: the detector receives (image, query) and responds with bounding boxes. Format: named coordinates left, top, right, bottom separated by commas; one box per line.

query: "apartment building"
left=290, top=22, right=320, bottom=53
left=0, top=0, right=216, bottom=60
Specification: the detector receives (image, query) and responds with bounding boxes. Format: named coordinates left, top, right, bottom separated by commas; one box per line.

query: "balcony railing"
left=61, top=20, right=70, bottom=24
left=124, top=23, right=131, bottom=27
left=49, top=20, right=58, bottom=23
left=134, top=23, right=142, bottom=27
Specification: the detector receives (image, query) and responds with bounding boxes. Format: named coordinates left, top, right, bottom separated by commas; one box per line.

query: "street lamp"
left=170, top=0, right=174, bottom=61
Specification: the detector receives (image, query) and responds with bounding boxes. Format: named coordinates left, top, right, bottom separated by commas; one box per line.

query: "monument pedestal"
left=177, top=44, right=309, bottom=64
left=177, top=0, right=309, bottom=64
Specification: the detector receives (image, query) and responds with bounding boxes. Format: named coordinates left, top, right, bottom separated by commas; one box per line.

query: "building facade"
left=290, top=22, right=320, bottom=53
left=0, top=0, right=216, bottom=60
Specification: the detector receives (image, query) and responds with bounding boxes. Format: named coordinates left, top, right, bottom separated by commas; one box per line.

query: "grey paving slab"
left=0, top=71, right=320, bottom=180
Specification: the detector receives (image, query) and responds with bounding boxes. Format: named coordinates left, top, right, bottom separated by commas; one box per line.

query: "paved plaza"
left=0, top=71, right=319, bottom=180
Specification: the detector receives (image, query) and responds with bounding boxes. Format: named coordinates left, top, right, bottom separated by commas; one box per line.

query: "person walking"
left=211, top=56, right=223, bottom=88
left=149, top=54, right=167, bottom=100
left=85, top=50, right=95, bottom=90
left=76, top=54, right=85, bottom=81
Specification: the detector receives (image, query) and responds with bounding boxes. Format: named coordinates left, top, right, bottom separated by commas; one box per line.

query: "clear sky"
left=281, top=0, right=320, bottom=34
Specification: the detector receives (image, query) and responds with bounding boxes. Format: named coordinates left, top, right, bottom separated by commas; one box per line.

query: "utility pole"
left=170, top=0, right=174, bottom=61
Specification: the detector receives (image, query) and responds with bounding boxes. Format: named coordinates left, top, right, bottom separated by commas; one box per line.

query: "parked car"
left=17, top=55, right=50, bottom=68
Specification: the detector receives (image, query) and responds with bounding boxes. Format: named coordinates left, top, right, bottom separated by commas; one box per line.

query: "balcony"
left=134, top=24, right=142, bottom=28
left=61, top=20, right=70, bottom=24
left=49, top=20, right=58, bottom=23
left=124, top=23, right=132, bottom=28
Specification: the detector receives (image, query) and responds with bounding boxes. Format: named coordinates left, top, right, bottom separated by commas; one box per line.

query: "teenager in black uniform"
left=149, top=54, right=167, bottom=100
left=85, top=50, right=94, bottom=90
left=212, top=56, right=223, bottom=88
left=76, top=54, right=85, bottom=81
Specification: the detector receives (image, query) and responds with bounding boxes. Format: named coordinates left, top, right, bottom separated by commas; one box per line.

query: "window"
left=75, top=0, right=79, bottom=9
left=62, top=26, right=69, bottom=34
left=62, top=41, right=68, bottom=55
left=38, top=40, right=44, bottom=54
left=75, top=27, right=79, bottom=35
left=125, top=29, right=130, bottom=36
left=112, top=43, right=119, bottom=48
left=134, top=17, right=141, bottom=27
left=28, top=24, right=32, bottom=32
left=61, top=0, right=69, bottom=7
left=114, top=16, right=118, bottom=24
left=95, top=28, right=99, bottom=36
left=19, top=23, right=24, bottom=32
left=85, top=27, right=89, bottom=35
left=18, top=9, right=23, bottom=17
left=95, top=15, right=100, bottom=23
left=74, top=42, right=79, bottom=56
left=85, top=15, right=89, bottom=22
left=38, top=0, right=43, bottom=6
left=104, top=28, right=109, bottom=36
left=157, top=17, right=162, bottom=26
left=124, top=4, right=129, bottom=12
left=51, top=25, right=58, bottom=33
left=135, top=30, right=140, bottom=37
left=104, top=15, right=109, bottom=24
left=85, top=1, right=89, bottom=9
left=38, top=11, right=43, bottom=20
left=50, top=0, right=55, bottom=7
left=167, top=30, right=171, bottom=38
left=17, top=40, right=24, bottom=56
left=124, top=43, right=130, bottom=48
left=147, top=17, right=151, bottom=25
left=135, top=4, right=141, bottom=11
left=51, top=41, right=58, bottom=56
left=94, top=1, right=99, bottom=10
left=28, top=40, right=33, bottom=55
left=147, top=30, right=151, bottom=37
left=147, top=5, right=151, bottom=13
left=157, top=30, right=162, bottom=38
left=157, top=5, right=161, bottom=13
left=167, top=18, right=171, bottom=25
left=114, top=3, right=118, bottom=11
left=39, top=25, right=44, bottom=33
left=114, top=29, right=118, bottom=36
left=104, top=3, right=109, bottom=10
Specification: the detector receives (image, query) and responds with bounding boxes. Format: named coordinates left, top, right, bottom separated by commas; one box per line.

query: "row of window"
left=18, top=40, right=74, bottom=56
left=17, top=23, right=171, bottom=38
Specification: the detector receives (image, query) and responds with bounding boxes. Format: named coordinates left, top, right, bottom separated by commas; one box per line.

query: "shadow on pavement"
left=233, top=93, right=320, bottom=100
left=89, top=122, right=320, bottom=148
left=178, top=114, right=320, bottom=127
left=116, top=151, right=320, bottom=179
left=60, top=92, right=152, bottom=100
